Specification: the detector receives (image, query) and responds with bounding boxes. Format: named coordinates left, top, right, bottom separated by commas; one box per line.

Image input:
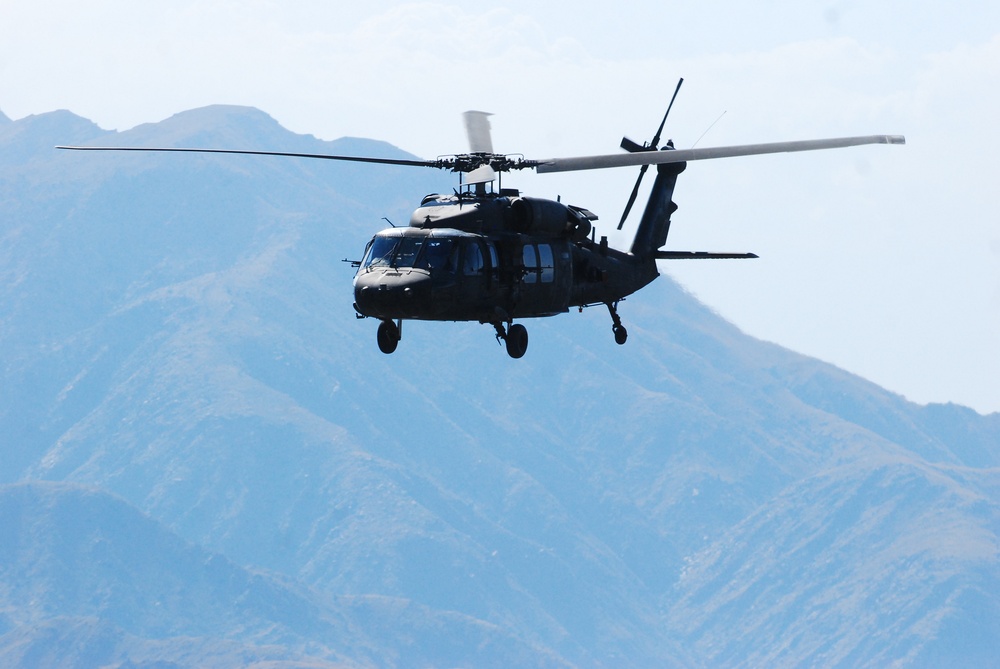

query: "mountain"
left=1, top=106, right=998, bottom=668
left=0, top=481, right=352, bottom=668
left=0, top=481, right=564, bottom=668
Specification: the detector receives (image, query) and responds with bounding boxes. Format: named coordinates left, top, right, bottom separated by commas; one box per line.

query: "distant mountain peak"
left=0, top=109, right=106, bottom=165
left=160, top=104, right=282, bottom=128
left=5, top=108, right=102, bottom=133
left=111, top=104, right=329, bottom=155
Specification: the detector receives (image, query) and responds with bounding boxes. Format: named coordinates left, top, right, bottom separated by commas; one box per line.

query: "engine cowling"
left=510, top=197, right=589, bottom=238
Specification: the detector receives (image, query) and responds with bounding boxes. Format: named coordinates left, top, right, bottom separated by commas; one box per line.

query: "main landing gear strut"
left=493, top=320, right=528, bottom=359
left=607, top=301, right=628, bottom=345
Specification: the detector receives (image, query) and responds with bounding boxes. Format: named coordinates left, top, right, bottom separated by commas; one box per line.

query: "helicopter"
left=58, top=81, right=904, bottom=358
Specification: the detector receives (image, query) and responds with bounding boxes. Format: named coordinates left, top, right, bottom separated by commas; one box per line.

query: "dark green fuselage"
left=352, top=189, right=663, bottom=324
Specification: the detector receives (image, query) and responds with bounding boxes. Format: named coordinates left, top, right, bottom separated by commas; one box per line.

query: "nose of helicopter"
left=353, top=269, right=432, bottom=319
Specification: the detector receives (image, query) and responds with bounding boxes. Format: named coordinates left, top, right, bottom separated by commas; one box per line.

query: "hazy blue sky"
left=3, top=1, right=998, bottom=413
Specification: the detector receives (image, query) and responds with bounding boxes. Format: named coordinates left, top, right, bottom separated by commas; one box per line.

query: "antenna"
left=691, top=111, right=727, bottom=149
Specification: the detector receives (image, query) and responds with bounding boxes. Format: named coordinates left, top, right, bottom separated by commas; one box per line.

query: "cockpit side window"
left=463, top=241, right=485, bottom=275
left=419, top=238, right=455, bottom=272
left=487, top=243, right=499, bottom=278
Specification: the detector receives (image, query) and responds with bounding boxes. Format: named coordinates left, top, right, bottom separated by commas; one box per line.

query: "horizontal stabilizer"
left=654, top=251, right=759, bottom=260
left=620, top=137, right=647, bottom=153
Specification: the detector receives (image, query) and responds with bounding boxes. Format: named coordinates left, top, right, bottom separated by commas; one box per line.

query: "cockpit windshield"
left=361, top=235, right=456, bottom=272
left=362, top=236, right=422, bottom=269
left=363, top=236, right=399, bottom=268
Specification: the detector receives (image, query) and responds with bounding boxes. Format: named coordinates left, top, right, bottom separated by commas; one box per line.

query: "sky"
left=2, top=1, right=998, bottom=414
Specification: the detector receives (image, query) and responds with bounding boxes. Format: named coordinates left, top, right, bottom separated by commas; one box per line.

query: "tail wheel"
left=607, top=301, right=628, bottom=346
left=505, top=323, right=528, bottom=358
left=377, top=320, right=400, bottom=354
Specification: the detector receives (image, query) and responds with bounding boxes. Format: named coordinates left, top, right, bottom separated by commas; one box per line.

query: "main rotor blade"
left=536, top=135, right=906, bottom=174
left=463, top=111, right=494, bottom=154
left=55, top=145, right=444, bottom=169
left=655, top=251, right=759, bottom=259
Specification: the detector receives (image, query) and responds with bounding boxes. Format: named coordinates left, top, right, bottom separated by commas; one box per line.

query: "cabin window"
left=537, top=244, right=554, bottom=283
left=521, top=244, right=555, bottom=284
left=522, top=245, right=537, bottom=284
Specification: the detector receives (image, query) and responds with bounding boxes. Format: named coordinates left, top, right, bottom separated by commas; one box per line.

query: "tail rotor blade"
left=650, top=77, right=684, bottom=152
left=617, top=164, right=650, bottom=229
left=618, top=77, right=684, bottom=230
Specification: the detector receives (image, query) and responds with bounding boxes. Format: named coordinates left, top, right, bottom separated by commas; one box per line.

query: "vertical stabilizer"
left=629, top=160, right=686, bottom=258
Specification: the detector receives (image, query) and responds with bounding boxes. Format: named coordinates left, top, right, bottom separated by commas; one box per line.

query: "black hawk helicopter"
left=59, top=81, right=904, bottom=358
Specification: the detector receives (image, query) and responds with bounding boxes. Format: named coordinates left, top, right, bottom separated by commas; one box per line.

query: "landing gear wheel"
left=505, top=323, right=528, bottom=359
left=376, top=320, right=400, bottom=354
